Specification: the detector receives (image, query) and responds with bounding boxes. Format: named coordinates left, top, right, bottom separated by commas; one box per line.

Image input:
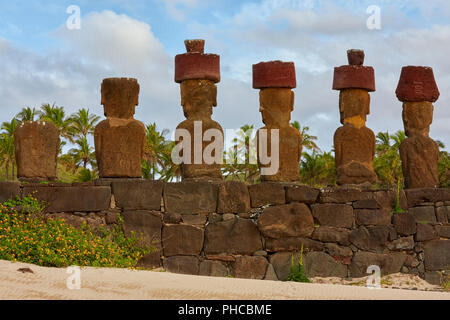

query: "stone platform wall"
left=1, top=181, right=449, bottom=285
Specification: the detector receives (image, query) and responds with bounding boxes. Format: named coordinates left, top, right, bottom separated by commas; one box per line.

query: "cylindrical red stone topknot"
left=333, top=49, right=375, bottom=92
left=175, top=39, right=220, bottom=83
left=395, top=66, right=440, bottom=102
left=252, top=61, right=296, bottom=89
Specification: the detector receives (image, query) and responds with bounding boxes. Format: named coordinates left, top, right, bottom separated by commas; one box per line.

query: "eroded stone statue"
left=174, top=39, right=223, bottom=180
left=332, top=49, right=377, bottom=185
left=253, top=61, right=302, bottom=182
left=94, top=78, right=145, bottom=178
left=14, top=120, right=60, bottom=181
left=396, top=66, right=440, bottom=188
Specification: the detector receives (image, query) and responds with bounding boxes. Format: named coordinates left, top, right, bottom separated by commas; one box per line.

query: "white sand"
left=1, top=260, right=449, bottom=300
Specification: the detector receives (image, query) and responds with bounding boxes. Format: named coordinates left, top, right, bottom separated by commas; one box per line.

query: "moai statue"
left=253, top=61, right=302, bottom=182
left=14, top=121, right=60, bottom=181
left=396, top=66, right=440, bottom=188
left=332, top=49, right=377, bottom=185
left=174, top=39, right=223, bottom=180
left=94, top=78, right=146, bottom=178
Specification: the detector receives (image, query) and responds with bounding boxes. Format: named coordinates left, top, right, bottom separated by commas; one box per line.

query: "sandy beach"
left=0, top=260, right=449, bottom=300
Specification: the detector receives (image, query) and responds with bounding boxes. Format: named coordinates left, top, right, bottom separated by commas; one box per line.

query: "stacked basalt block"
left=14, top=120, right=60, bottom=181
left=396, top=66, right=440, bottom=188
left=174, top=39, right=223, bottom=180
left=332, top=49, right=377, bottom=185
left=253, top=61, right=302, bottom=182
left=94, top=78, right=146, bottom=178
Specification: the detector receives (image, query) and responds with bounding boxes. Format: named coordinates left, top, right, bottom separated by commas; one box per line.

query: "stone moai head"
left=252, top=61, right=296, bottom=127
left=175, top=39, right=220, bottom=119
left=396, top=66, right=440, bottom=138
left=333, top=49, right=375, bottom=127
left=101, top=78, right=140, bottom=119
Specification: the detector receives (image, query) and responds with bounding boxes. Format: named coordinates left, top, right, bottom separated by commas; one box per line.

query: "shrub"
left=287, top=244, right=310, bottom=283
left=0, top=195, right=153, bottom=268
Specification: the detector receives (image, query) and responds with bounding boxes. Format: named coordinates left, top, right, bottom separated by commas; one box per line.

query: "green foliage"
left=373, top=131, right=404, bottom=189
left=438, top=151, right=450, bottom=188
left=300, top=150, right=336, bottom=187
left=0, top=195, right=152, bottom=268
left=287, top=244, right=310, bottom=283
left=392, top=179, right=404, bottom=214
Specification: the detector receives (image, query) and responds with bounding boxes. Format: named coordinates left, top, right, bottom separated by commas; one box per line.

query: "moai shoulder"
left=14, top=120, right=60, bottom=181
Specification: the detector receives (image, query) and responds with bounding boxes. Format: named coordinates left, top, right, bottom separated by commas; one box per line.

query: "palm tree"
left=39, top=103, right=74, bottom=144
left=68, top=137, right=95, bottom=169
left=143, top=123, right=173, bottom=180
left=16, top=107, right=39, bottom=122
left=291, top=121, right=320, bottom=151
left=376, top=131, right=391, bottom=154
left=0, top=119, right=19, bottom=180
left=374, top=130, right=404, bottom=188
left=69, top=108, right=100, bottom=140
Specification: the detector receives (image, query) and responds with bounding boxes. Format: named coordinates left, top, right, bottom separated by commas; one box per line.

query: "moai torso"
left=94, top=78, right=145, bottom=178
left=332, top=50, right=377, bottom=185
left=253, top=61, right=301, bottom=182
left=174, top=40, right=223, bottom=180
left=14, top=121, right=60, bottom=181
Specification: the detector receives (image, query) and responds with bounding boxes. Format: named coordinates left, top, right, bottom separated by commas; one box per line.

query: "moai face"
left=180, top=79, right=217, bottom=119
left=402, top=101, right=433, bottom=137
left=259, top=88, right=294, bottom=127
left=339, top=89, right=370, bottom=127
left=101, top=78, right=140, bottom=119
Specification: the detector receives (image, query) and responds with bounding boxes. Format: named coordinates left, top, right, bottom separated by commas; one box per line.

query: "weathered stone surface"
left=324, top=243, right=353, bottom=258
left=311, top=204, right=354, bottom=228
left=319, top=189, right=373, bottom=203
left=175, top=40, right=220, bottom=83
left=333, top=65, right=375, bottom=92
left=436, top=206, right=449, bottom=224
left=349, top=251, right=407, bottom=278
left=400, top=136, right=439, bottom=189
left=415, top=224, right=438, bottom=242
left=175, top=78, right=223, bottom=180
left=162, top=224, right=204, bottom=257
left=334, top=123, right=377, bottom=185
left=232, top=256, right=268, bottom=279
left=353, top=199, right=380, bottom=209
left=248, top=183, right=285, bottom=207
left=265, top=237, right=324, bottom=253
left=374, top=190, right=408, bottom=211
left=393, top=212, right=417, bottom=236
left=409, top=206, right=436, bottom=223
left=163, top=212, right=183, bottom=224
left=423, top=240, right=450, bottom=271
left=405, top=188, right=450, bottom=207
left=22, top=185, right=111, bottom=213
left=122, top=210, right=162, bottom=248
left=285, top=185, right=320, bottom=204
left=137, top=251, right=162, bottom=269
left=198, top=260, right=229, bottom=277
left=349, top=226, right=397, bottom=252
left=424, top=271, right=442, bottom=285
left=253, top=61, right=296, bottom=89
left=436, top=226, right=450, bottom=239
left=256, top=87, right=302, bottom=182
left=258, top=203, right=314, bottom=239
left=111, top=180, right=163, bottom=210
left=104, top=209, right=119, bottom=224
left=388, top=236, right=415, bottom=251
left=164, top=182, right=218, bottom=214
left=355, top=209, right=391, bottom=226
left=304, top=252, right=348, bottom=278
left=205, top=218, right=262, bottom=255
left=14, top=121, right=60, bottom=180
left=101, top=77, right=140, bottom=119
left=396, top=66, right=440, bottom=102
left=347, top=49, right=365, bottom=66
left=181, top=214, right=207, bottom=226
left=269, top=251, right=302, bottom=281
left=217, top=181, right=250, bottom=214
left=0, top=182, right=21, bottom=203
left=95, top=118, right=145, bottom=178
left=312, top=227, right=350, bottom=246
left=163, top=256, right=199, bottom=275
left=264, top=264, right=279, bottom=281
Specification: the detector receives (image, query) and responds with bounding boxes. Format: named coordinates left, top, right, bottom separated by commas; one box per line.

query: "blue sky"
left=0, top=0, right=449, bottom=151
